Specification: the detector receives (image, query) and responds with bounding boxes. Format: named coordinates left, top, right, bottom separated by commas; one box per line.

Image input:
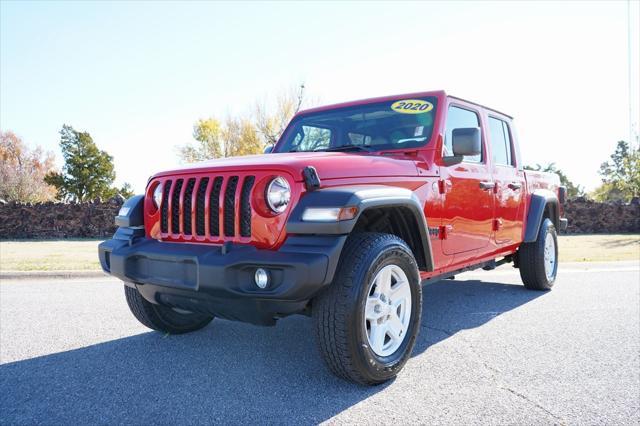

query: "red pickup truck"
left=99, top=90, right=567, bottom=385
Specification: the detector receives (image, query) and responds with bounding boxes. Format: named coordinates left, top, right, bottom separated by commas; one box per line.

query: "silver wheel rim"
left=364, top=264, right=412, bottom=357
left=543, top=232, right=556, bottom=280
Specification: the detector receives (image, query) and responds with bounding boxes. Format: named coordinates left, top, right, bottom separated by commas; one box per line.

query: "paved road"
left=1, top=262, right=639, bottom=425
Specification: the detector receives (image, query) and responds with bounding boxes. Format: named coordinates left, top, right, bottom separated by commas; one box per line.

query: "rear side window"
left=488, top=117, right=513, bottom=166
left=444, top=106, right=482, bottom=163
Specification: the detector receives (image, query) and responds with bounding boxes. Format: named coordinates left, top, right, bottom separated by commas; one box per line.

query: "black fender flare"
left=287, top=185, right=434, bottom=271
left=115, top=195, right=145, bottom=228
left=524, top=189, right=560, bottom=243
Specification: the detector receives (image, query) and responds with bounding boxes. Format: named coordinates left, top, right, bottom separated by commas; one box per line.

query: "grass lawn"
left=559, top=234, right=639, bottom=263
left=0, top=240, right=103, bottom=272
left=1, top=234, right=638, bottom=272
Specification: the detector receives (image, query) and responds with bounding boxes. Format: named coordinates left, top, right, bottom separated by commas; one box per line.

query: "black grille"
left=224, top=176, right=239, bottom=236
left=195, top=178, right=209, bottom=236
left=209, top=177, right=223, bottom=236
left=182, top=178, right=196, bottom=235
left=160, top=180, right=172, bottom=233
left=171, top=179, right=184, bottom=234
left=158, top=174, right=255, bottom=240
left=240, top=176, right=255, bottom=237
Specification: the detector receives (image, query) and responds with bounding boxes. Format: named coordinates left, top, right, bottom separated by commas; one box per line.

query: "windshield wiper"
left=321, top=144, right=372, bottom=152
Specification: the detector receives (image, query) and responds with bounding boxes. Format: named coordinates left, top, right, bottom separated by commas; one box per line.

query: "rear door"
left=440, top=103, right=494, bottom=255
left=487, top=115, right=525, bottom=245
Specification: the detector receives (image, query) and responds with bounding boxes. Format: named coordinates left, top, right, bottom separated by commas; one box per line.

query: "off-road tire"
left=518, top=218, right=558, bottom=291
left=313, top=233, right=422, bottom=385
left=124, top=285, right=214, bottom=334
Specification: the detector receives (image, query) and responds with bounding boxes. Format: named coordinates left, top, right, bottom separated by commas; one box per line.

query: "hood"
left=152, top=152, right=421, bottom=182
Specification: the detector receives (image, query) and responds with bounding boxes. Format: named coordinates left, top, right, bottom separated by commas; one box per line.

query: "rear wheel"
left=313, top=233, right=422, bottom=385
left=124, top=285, right=214, bottom=334
left=518, top=218, right=558, bottom=290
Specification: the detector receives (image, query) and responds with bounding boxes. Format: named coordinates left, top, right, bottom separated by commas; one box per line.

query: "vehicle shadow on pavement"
left=0, top=279, right=543, bottom=424
left=416, top=278, right=545, bottom=352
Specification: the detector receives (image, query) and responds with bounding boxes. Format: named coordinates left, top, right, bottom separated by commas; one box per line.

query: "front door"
left=441, top=104, right=494, bottom=255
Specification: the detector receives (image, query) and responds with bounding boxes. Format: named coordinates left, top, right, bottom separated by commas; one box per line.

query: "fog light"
left=254, top=268, right=269, bottom=289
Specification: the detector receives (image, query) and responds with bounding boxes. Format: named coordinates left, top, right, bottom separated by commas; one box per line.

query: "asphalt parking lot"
left=1, top=261, right=638, bottom=425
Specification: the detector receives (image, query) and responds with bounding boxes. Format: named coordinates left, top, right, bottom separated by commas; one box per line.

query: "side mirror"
left=443, top=127, right=481, bottom=166
left=263, top=144, right=274, bottom=154
left=452, top=127, right=481, bottom=156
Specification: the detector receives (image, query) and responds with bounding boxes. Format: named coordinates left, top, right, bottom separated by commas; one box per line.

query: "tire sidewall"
left=152, top=303, right=214, bottom=332
left=539, top=219, right=558, bottom=287
left=349, top=239, right=422, bottom=382
left=126, top=285, right=213, bottom=334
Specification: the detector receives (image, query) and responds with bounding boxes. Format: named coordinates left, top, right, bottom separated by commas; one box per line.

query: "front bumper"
left=99, top=229, right=345, bottom=325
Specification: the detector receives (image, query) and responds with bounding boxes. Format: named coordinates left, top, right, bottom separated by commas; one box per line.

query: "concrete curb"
left=1, top=270, right=106, bottom=280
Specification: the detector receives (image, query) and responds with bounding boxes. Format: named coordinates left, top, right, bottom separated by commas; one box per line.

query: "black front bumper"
left=99, top=229, right=346, bottom=325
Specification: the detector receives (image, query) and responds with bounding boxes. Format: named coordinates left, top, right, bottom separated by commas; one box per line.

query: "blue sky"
left=1, top=1, right=637, bottom=192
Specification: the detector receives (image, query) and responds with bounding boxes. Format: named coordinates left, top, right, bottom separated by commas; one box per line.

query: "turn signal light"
left=301, top=206, right=358, bottom=222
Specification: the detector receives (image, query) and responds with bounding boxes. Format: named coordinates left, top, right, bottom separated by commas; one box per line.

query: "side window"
left=502, top=121, right=513, bottom=165
left=488, top=116, right=513, bottom=166
left=444, top=106, right=482, bottom=163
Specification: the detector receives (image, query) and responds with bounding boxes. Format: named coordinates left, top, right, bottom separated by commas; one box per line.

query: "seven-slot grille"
left=159, top=175, right=255, bottom=240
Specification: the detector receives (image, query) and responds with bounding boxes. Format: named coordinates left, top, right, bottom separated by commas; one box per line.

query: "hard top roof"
left=296, top=90, right=513, bottom=119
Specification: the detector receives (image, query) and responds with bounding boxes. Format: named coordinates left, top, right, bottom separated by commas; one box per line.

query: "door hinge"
left=493, top=218, right=503, bottom=231
left=438, top=179, right=446, bottom=194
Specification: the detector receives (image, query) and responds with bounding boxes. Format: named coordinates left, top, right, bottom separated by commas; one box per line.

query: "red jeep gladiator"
left=99, top=90, right=567, bottom=385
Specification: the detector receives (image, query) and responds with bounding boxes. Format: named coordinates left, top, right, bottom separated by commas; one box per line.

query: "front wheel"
left=518, top=218, right=558, bottom=290
left=124, top=286, right=214, bottom=334
left=313, top=233, right=422, bottom=385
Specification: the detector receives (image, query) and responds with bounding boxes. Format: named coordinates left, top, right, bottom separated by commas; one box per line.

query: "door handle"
left=508, top=182, right=522, bottom=190
left=479, top=181, right=494, bottom=190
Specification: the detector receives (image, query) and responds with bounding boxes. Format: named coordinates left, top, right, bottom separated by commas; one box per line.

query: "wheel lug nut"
left=374, top=305, right=382, bottom=313
left=380, top=294, right=386, bottom=302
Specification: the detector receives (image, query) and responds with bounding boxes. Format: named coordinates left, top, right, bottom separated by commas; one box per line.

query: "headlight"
left=266, top=176, right=291, bottom=213
left=153, top=183, right=163, bottom=208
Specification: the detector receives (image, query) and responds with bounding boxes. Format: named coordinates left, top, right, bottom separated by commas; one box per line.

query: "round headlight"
left=266, top=177, right=291, bottom=214
left=153, top=183, right=163, bottom=208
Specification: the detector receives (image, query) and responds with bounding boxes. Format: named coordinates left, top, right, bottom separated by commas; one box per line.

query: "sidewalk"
left=1, top=270, right=106, bottom=280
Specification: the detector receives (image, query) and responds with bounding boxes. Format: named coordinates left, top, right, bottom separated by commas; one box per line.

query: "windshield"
left=274, top=97, right=438, bottom=153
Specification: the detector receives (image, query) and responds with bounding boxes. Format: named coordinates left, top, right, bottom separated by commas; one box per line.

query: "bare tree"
left=177, top=84, right=314, bottom=163
left=222, top=116, right=263, bottom=157
left=254, top=84, right=308, bottom=146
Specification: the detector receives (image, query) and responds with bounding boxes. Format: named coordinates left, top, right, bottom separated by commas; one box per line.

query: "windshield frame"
left=273, top=96, right=439, bottom=154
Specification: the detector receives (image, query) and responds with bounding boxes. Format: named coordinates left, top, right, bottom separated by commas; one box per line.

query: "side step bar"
left=422, top=255, right=515, bottom=285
